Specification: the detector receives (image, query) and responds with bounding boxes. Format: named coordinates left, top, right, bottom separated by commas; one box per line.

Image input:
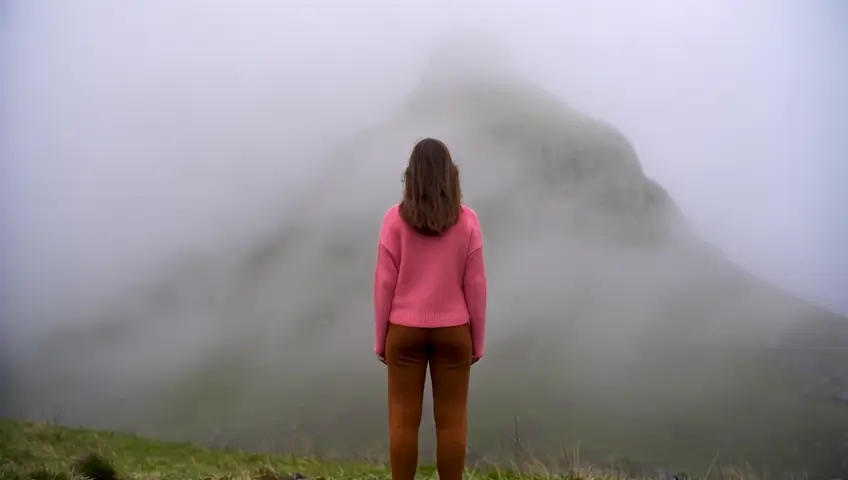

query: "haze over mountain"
left=4, top=1, right=847, bottom=477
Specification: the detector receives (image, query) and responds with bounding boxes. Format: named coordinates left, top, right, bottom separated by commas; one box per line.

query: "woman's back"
left=377, top=203, right=484, bottom=329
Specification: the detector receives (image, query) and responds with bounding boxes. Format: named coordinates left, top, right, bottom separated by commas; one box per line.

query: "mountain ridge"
left=6, top=46, right=848, bottom=476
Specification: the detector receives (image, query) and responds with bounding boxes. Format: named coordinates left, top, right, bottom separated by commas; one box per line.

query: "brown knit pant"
left=385, top=323, right=472, bottom=480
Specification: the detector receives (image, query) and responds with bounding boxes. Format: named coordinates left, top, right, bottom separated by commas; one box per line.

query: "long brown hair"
left=399, top=138, right=462, bottom=236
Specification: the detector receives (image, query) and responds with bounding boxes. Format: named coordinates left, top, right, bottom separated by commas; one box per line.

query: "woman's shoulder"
left=384, top=203, right=401, bottom=217
left=460, top=204, right=480, bottom=227
left=380, top=204, right=401, bottom=226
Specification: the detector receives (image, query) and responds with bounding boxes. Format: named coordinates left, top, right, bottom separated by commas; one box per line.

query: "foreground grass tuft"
left=0, top=419, right=763, bottom=480
left=73, top=453, right=120, bottom=480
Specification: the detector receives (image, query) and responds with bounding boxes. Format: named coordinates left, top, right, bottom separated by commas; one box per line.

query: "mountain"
left=7, top=44, right=848, bottom=477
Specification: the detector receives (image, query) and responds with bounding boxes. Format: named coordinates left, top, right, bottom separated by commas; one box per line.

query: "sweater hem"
left=389, top=314, right=470, bottom=329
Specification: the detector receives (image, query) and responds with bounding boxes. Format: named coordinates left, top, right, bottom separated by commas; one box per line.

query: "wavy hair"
left=399, top=138, right=462, bottom=236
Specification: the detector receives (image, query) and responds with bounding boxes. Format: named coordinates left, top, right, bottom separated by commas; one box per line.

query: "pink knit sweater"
left=373, top=204, right=487, bottom=359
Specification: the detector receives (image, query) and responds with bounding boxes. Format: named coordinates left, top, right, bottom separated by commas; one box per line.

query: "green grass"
left=0, top=419, right=766, bottom=480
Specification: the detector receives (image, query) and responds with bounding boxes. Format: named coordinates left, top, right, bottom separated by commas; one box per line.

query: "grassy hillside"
left=5, top=72, right=848, bottom=480
left=0, top=419, right=770, bottom=480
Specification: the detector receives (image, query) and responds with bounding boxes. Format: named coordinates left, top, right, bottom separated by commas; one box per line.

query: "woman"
left=373, top=137, right=487, bottom=480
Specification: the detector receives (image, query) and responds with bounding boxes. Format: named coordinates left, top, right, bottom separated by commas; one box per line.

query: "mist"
left=4, top=0, right=848, bottom=476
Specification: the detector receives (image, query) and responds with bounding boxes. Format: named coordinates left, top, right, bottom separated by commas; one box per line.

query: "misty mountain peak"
left=399, top=67, right=681, bottom=246
left=417, top=31, right=519, bottom=90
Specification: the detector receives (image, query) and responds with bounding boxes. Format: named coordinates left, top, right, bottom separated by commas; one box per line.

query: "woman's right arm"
left=464, top=224, right=487, bottom=360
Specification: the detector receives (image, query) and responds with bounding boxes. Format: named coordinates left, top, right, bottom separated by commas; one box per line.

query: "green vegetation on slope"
left=0, top=419, right=765, bottom=480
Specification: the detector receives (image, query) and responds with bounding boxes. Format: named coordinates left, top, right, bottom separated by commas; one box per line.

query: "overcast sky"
left=4, top=0, right=846, bottom=317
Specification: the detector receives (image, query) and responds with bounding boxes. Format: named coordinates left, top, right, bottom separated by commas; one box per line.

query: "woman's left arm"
left=373, top=218, right=399, bottom=359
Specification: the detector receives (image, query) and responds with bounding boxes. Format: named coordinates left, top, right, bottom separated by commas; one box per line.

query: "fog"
left=3, top=0, right=848, bottom=476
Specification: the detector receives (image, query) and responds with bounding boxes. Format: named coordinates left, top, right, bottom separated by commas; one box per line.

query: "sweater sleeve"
left=373, top=224, right=399, bottom=356
left=464, top=227, right=487, bottom=359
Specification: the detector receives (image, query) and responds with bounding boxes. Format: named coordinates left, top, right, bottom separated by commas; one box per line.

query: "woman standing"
left=373, top=137, right=488, bottom=480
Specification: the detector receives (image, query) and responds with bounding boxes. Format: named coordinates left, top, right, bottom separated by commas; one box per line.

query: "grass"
left=0, top=419, right=771, bottom=480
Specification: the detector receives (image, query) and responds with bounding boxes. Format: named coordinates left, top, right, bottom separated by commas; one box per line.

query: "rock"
left=254, top=470, right=308, bottom=480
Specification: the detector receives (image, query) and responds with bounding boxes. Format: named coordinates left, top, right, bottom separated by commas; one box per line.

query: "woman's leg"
left=385, top=324, right=429, bottom=480
left=429, top=324, right=473, bottom=480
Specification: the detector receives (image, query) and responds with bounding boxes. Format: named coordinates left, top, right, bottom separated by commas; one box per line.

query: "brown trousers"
left=385, top=323, right=473, bottom=480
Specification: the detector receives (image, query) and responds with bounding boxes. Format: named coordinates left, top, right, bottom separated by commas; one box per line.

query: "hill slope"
left=0, top=419, right=387, bottom=480
left=5, top=42, right=848, bottom=478
left=0, top=419, right=780, bottom=480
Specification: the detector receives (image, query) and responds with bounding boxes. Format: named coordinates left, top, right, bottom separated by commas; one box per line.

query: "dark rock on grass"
left=254, top=468, right=309, bottom=480
left=72, top=453, right=120, bottom=480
